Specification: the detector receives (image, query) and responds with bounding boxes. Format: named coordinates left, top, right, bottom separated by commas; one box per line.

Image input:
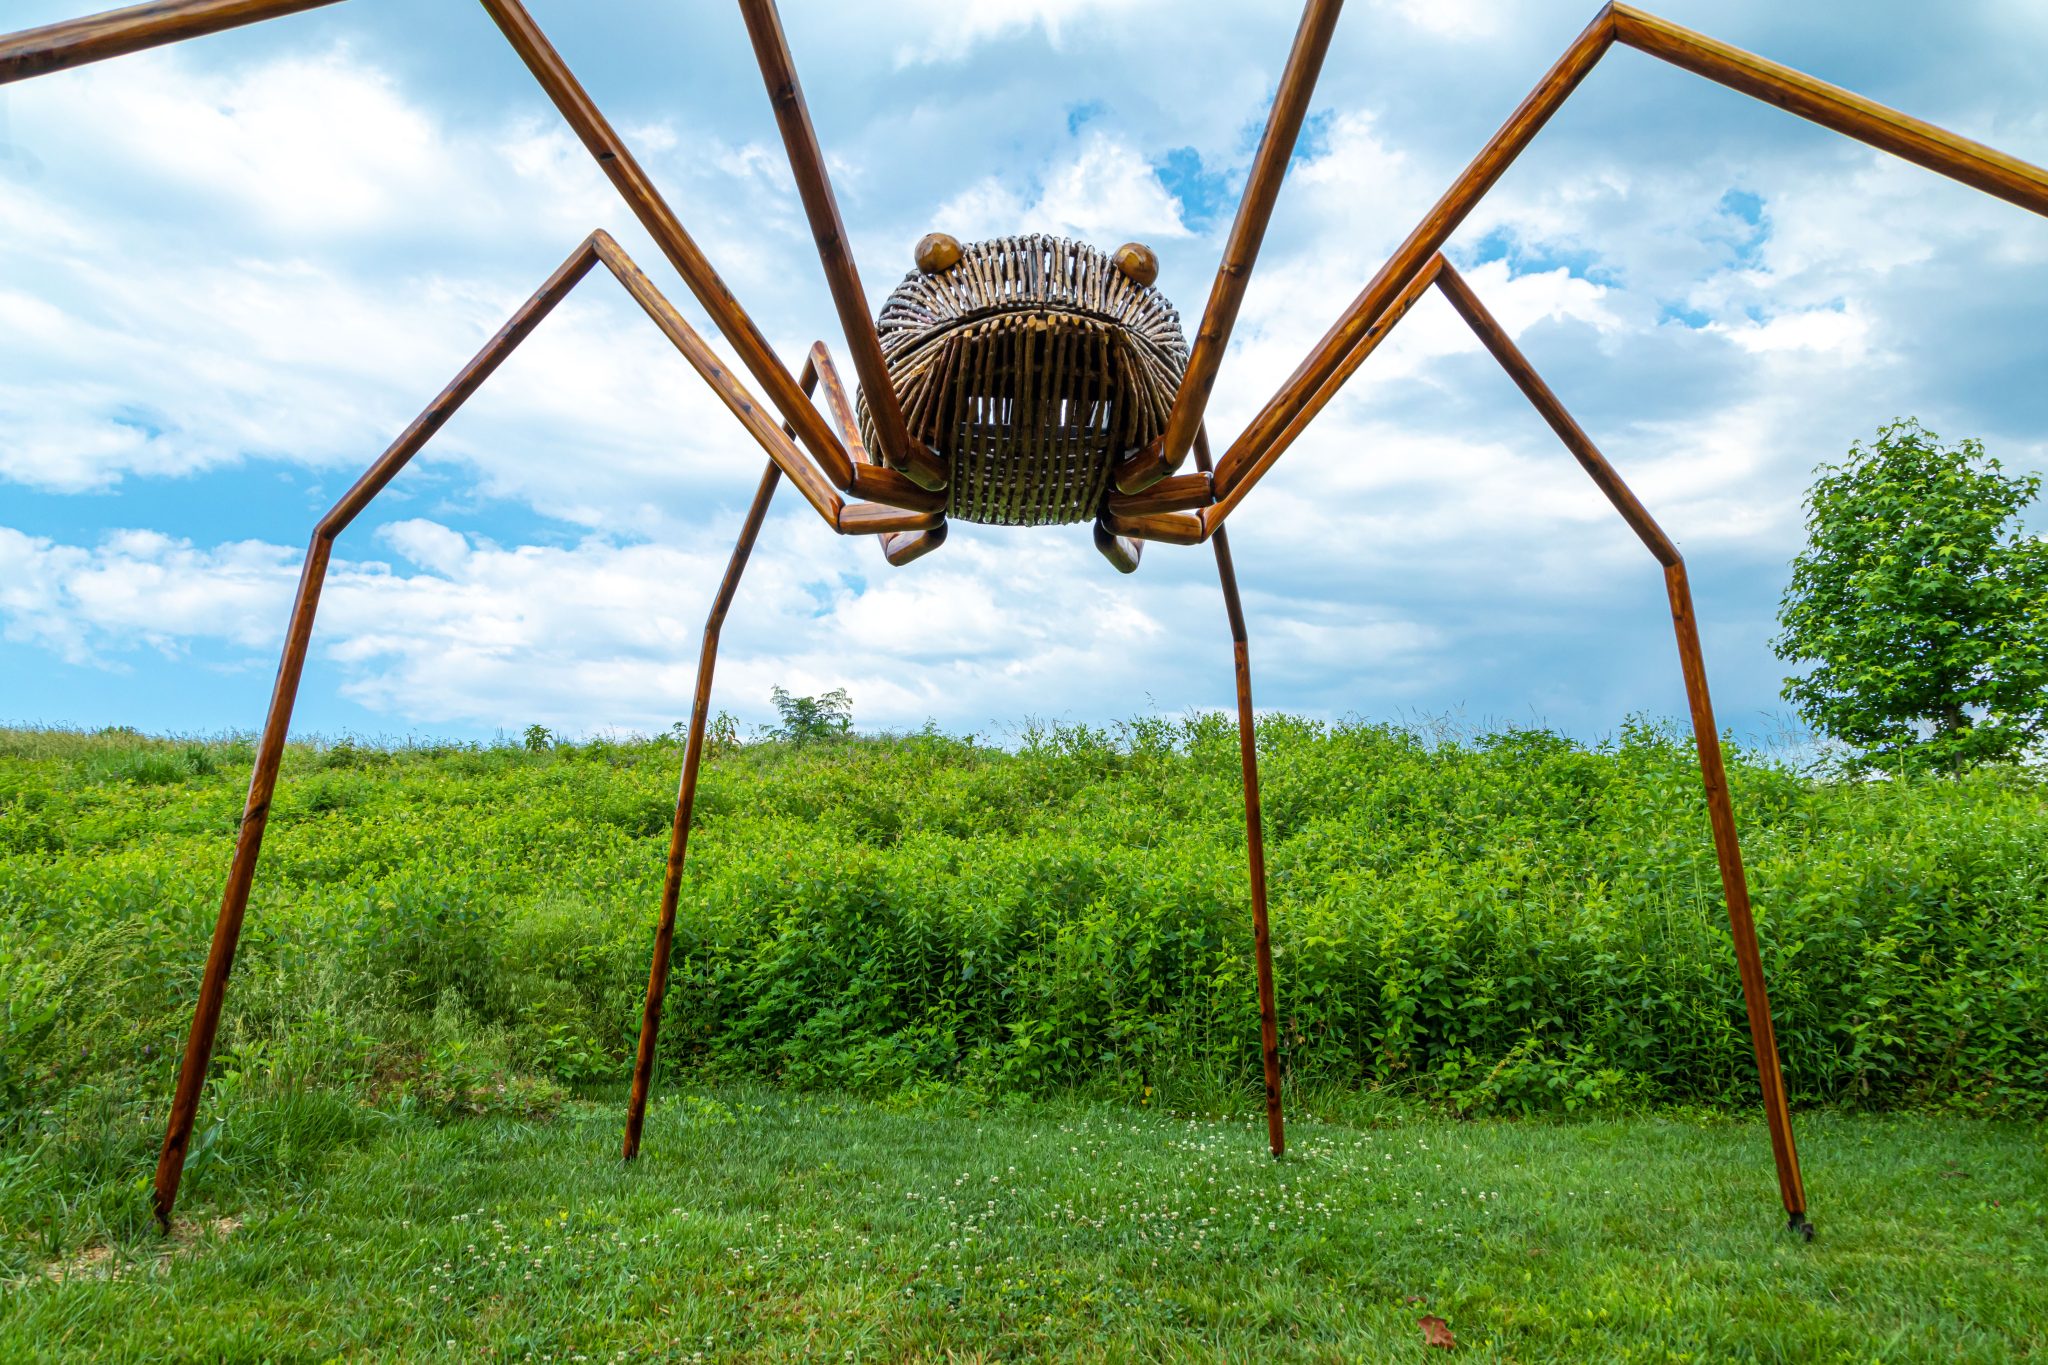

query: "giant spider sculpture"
left=8, top=0, right=2044, bottom=1240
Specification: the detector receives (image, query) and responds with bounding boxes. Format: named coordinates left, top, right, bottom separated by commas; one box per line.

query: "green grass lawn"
left=4, top=1090, right=2041, bottom=1362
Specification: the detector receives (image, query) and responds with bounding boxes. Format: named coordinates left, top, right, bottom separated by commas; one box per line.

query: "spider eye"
left=915, top=232, right=963, bottom=274
left=1113, top=241, right=1158, bottom=287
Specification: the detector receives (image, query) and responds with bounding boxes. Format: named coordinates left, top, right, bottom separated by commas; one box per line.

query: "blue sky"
left=2, top=0, right=2045, bottom=747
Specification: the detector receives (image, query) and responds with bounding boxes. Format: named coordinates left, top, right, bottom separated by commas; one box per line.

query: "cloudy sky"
left=2, top=0, right=2044, bottom=747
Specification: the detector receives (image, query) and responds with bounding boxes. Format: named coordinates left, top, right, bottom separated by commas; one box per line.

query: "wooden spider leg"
left=1428, top=260, right=1808, bottom=1230
left=1197, top=254, right=1443, bottom=535
left=808, top=341, right=950, bottom=566
left=1190, top=430, right=1286, bottom=1156
left=738, top=0, right=944, bottom=491
left=591, top=235, right=944, bottom=532
left=1211, top=2, right=2048, bottom=502
left=0, top=1, right=881, bottom=503
left=0, top=0, right=342, bottom=77
left=1118, top=0, right=1344, bottom=492
left=147, top=231, right=929, bottom=1228
left=149, top=235, right=599, bottom=1230
left=624, top=460, right=782, bottom=1158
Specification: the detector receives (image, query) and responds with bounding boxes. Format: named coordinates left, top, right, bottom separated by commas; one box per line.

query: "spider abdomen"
left=858, top=234, right=1188, bottom=526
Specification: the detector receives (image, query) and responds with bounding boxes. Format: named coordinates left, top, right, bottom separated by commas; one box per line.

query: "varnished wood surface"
left=1106, top=471, right=1213, bottom=517
left=1101, top=509, right=1205, bottom=546
left=1158, top=0, right=1345, bottom=480
left=1217, top=1, right=2048, bottom=501
left=1214, top=9, right=1616, bottom=498
left=0, top=0, right=342, bottom=83
left=591, top=233, right=845, bottom=525
left=154, top=233, right=616, bottom=1227
left=1195, top=419, right=1284, bottom=1154
left=32, top=0, right=2039, bottom=1212
left=625, top=460, right=784, bottom=1159
left=879, top=522, right=948, bottom=566
left=476, top=0, right=855, bottom=495
left=1212, top=525, right=1285, bottom=1157
left=153, top=225, right=952, bottom=1223
left=1614, top=5, right=2048, bottom=217
left=737, top=0, right=932, bottom=486
left=1664, top=560, right=1805, bottom=1215
left=808, top=341, right=870, bottom=476
left=1425, top=262, right=1807, bottom=1218
left=1205, top=254, right=1442, bottom=532
left=1091, top=520, right=1142, bottom=573
left=1431, top=262, right=1678, bottom=565
left=837, top=502, right=947, bottom=534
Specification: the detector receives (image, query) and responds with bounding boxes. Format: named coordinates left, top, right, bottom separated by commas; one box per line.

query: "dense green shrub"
left=1, top=717, right=2042, bottom=1141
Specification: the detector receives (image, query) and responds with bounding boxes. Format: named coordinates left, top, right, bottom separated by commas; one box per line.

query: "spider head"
left=858, top=233, right=1189, bottom=526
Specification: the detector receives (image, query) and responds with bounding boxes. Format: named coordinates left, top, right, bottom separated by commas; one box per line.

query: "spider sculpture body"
left=7, top=0, right=2044, bottom=1241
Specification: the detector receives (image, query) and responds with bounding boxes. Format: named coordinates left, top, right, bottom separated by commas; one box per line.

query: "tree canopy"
left=1774, top=419, right=2048, bottom=774
left=766, top=685, right=854, bottom=746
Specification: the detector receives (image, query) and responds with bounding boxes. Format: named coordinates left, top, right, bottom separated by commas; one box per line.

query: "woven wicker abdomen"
left=858, top=235, right=1188, bottom=527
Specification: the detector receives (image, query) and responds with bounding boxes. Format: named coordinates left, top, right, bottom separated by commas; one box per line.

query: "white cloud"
left=1369, top=0, right=1501, bottom=40
left=890, top=0, right=1157, bottom=66
left=931, top=132, right=1190, bottom=244
left=1710, top=303, right=1869, bottom=357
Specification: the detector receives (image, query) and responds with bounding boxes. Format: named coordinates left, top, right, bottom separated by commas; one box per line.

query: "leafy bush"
left=1, top=715, right=2042, bottom=1155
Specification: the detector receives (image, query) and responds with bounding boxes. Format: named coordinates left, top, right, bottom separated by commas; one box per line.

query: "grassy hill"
left=5, top=717, right=2041, bottom=1129
left=3, top=719, right=2044, bottom=1357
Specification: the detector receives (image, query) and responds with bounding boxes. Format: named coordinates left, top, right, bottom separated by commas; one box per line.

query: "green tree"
left=1774, top=419, right=2048, bottom=774
left=765, top=686, right=853, bottom=746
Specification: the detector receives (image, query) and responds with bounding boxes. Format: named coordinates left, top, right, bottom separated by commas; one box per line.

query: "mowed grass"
left=4, top=1089, right=2042, bottom=1362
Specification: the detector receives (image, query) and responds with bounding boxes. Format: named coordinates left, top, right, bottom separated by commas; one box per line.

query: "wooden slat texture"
left=861, top=234, right=1188, bottom=527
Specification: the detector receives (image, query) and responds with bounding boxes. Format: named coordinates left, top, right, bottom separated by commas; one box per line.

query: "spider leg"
left=808, top=340, right=951, bottom=565
left=149, top=235, right=595, bottom=1231
left=0, top=0, right=934, bottom=503
left=738, top=0, right=943, bottom=490
left=147, top=231, right=925, bottom=1229
left=1428, top=260, right=1808, bottom=1223
left=1190, top=430, right=1287, bottom=1157
left=1213, top=256, right=1813, bottom=1222
left=1116, top=0, right=1344, bottom=492
left=624, top=460, right=782, bottom=1159
left=1203, top=2, right=2048, bottom=503
left=0, top=0, right=343, bottom=80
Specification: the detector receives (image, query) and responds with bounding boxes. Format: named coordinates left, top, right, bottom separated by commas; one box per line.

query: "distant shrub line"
left=2, top=717, right=2042, bottom=1139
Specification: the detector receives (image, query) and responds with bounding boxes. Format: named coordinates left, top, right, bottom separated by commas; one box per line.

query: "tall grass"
left=1, top=715, right=2042, bottom=1151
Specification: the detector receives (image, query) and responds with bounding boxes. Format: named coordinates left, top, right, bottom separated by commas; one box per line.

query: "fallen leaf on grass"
left=1418, top=1314, right=1457, bottom=1350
